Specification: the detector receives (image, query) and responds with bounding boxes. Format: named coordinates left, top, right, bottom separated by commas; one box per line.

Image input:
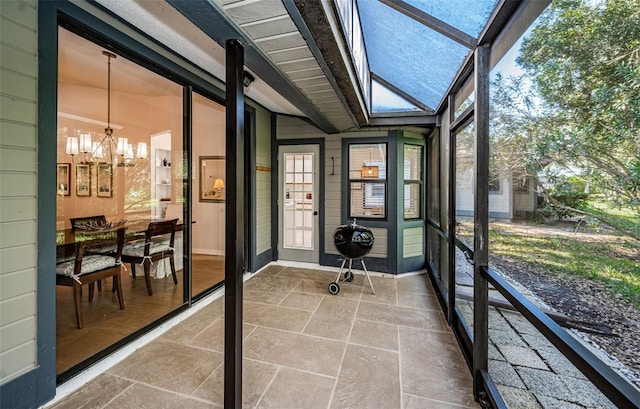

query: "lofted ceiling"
left=92, top=0, right=519, bottom=134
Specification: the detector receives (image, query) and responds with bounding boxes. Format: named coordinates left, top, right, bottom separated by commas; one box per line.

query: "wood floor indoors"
left=56, top=254, right=224, bottom=375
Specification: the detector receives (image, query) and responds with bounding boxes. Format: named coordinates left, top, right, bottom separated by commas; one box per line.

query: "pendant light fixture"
left=79, top=51, right=147, bottom=166
left=361, top=146, right=379, bottom=178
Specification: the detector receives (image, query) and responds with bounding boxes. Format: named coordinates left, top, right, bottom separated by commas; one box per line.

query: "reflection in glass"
left=56, top=27, right=185, bottom=378
left=191, top=93, right=226, bottom=297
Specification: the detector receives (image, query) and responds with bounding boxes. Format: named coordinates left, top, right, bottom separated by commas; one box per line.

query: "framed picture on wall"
left=56, top=163, right=70, bottom=196
left=199, top=156, right=225, bottom=202
left=97, top=163, right=113, bottom=198
left=75, top=163, right=91, bottom=197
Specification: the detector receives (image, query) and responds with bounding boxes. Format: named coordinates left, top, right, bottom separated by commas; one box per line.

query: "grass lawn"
left=458, top=218, right=640, bottom=309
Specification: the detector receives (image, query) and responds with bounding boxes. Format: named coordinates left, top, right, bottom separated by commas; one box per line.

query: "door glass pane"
left=56, top=28, right=184, bottom=377
left=283, top=153, right=314, bottom=250
left=455, top=122, right=475, bottom=338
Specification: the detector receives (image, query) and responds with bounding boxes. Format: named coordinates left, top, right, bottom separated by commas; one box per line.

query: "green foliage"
left=538, top=175, right=590, bottom=219
left=488, top=222, right=640, bottom=308
left=513, top=0, right=640, bottom=214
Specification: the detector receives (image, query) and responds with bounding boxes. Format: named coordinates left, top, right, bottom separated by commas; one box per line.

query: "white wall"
left=191, top=96, right=226, bottom=255
left=456, top=168, right=513, bottom=218
left=0, top=0, right=38, bottom=386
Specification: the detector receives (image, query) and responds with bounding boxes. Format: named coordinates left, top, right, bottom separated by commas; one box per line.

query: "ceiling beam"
left=166, top=0, right=339, bottom=134
left=371, top=72, right=435, bottom=114
left=378, top=0, right=477, bottom=49
left=368, top=114, right=437, bottom=127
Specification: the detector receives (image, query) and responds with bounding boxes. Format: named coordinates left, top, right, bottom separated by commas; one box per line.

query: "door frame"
left=272, top=138, right=325, bottom=264
left=277, top=144, right=320, bottom=263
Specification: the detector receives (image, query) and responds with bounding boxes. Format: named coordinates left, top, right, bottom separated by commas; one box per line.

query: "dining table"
left=56, top=218, right=185, bottom=279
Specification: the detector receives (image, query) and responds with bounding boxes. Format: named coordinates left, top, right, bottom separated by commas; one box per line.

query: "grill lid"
left=333, top=220, right=374, bottom=259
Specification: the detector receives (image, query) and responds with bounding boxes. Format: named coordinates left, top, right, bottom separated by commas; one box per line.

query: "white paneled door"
left=278, top=144, right=320, bottom=263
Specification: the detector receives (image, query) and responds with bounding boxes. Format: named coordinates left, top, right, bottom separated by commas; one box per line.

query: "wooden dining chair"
left=70, top=215, right=107, bottom=230
left=55, top=227, right=125, bottom=329
left=121, top=218, right=178, bottom=296
left=70, top=215, right=108, bottom=293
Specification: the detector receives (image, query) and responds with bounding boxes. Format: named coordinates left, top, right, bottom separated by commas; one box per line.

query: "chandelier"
left=65, top=51, right=147, bottom=166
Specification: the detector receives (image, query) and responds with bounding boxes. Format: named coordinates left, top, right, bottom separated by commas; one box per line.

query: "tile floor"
left=46, top=265, right=479, bottom=409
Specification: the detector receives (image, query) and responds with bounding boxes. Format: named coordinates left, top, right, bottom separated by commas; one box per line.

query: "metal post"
left=183, top=86, right=193, bottom=306
left=473, top=44, right=490, bottom=399
left=447, top=94, right=456, bottom=324
left=224, top=39, right=245, bottom=409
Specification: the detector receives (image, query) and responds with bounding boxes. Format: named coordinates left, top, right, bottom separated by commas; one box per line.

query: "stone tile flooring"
left=455, top=247, right=623, bottom=409
left=46, top=265, right=479, bottom=409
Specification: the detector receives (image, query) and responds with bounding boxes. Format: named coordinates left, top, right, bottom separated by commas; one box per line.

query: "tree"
left=517, top=0, right=640, bottom=214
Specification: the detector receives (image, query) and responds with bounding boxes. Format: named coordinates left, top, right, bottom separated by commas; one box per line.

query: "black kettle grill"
left=329, top=220, right=376, bottom=295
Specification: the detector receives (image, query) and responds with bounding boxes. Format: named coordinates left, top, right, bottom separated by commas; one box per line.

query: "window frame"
left=403, top=143, right=423, bottom=219
left=347, top=142, right=388, bottom=220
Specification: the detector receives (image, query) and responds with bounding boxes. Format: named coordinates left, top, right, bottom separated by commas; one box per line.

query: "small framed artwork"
left=75, top=163, right=91, bottom=197
left=97, top=163, right=113, bottom=198
left=199, top=156, right=225, bottom=202
left=56, top=163, right=70, bottom=196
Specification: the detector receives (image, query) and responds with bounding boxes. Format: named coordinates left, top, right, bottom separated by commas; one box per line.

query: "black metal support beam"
left=183, top=86, right=193, bottom=306
left=224, top=39, right=245, bottom=409
left=447, top=95, right=456, bottom=325
left=378, top=0, right=476, bottom=49
left=472, top=44, right=490, bottom=400
left=367, top=114, right=436, bottom=127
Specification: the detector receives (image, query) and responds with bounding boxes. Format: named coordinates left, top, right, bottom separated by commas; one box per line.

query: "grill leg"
left=335, top=258, right=347, bottom=283
left=360, top=258, right=375, bottom=295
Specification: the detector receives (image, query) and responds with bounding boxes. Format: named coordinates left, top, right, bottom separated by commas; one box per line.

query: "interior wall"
left=56, top=82, right=183, bottom=229
left=191, top=95, right=225, bottom=255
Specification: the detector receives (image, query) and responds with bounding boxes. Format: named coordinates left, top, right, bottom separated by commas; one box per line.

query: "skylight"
left=356, top=0, right=499, bottom=114
left=371, top=80, right=421, bottom=113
